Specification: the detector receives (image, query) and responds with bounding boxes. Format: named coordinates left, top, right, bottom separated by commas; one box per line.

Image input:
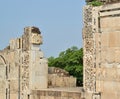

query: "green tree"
left=48, top=46, right=83, bottom=86
left=88, top=0, right=103, bottom=6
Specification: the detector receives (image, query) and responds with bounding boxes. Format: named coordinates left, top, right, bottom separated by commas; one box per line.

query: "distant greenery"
left=48, top=46, right=83, bottom=86
left=88, top=0, right=103, bottom=6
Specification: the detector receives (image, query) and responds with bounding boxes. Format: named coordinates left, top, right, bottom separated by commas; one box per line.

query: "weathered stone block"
left=10, top=80, right=18, bottom=93
left=0, top=81, right=6, bottom=93
left=102, top=92, right=117, bottom=99
left=101, top=33, right=109, bottom=47
left=61, top=92, right=68, bottom=97
left=109, top=32, right=120, bottom=47
left=106, top=49, right=115, bottom=63
left=10, top=39, right=16, bottom=50
left=0, top=94, right=6, bottom=99
left=100, top=17, right=120, bottom=32
left=31, top=33, right=42, bottom=45
left=96, top=80, right=104, bottom=92
left=10, top=94, right=18, bottom=99
left=0, top=65, right=6, bottom=80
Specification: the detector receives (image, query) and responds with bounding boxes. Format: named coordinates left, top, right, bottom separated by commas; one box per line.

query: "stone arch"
left=0, top=54, right=7, bottom=99
left=0, top=55, right=6, bottom=65
left=0, top=54, right=7, bottom=79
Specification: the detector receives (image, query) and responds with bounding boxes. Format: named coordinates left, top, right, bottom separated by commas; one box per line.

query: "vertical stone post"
left=21, top=27, right=48, bottom=99
left=83, top=6, right=95, bottom=92
left=83, top=5, right=100, bottom=93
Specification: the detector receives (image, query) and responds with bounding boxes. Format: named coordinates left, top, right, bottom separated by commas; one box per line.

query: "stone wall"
left=31, top=88, right=82, bottom=99
left=0, top=27, right=48, bottom=99
left=83, top=2, right=120, bottom=99
left=0, top=27, right=80, bottom=99
left=48, top=67, right=76, bottom=88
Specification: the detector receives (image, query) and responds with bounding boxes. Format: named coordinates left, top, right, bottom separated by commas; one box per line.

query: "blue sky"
left=0, top=0, right=85, bottom=57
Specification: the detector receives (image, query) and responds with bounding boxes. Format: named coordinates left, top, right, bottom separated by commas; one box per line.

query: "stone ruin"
left=0, top=27, right=48, bottom=99
left=48, top=67, right=76, bottom=88
left=83, top=2, right=120, bottom=99
left=0, top=26, right=80, bottom=99
left=0, top=1, right=120, bottom=99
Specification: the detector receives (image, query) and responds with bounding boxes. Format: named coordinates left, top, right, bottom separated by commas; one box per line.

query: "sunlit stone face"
left=31, top=33, right=42, bottom=45
left=31, top=27, right=42, bottom=45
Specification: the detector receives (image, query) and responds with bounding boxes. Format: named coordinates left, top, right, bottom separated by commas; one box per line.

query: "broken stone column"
left=21, top=27, right=48, bottom=97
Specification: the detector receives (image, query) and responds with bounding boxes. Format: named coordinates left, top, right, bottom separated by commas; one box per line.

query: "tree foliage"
left=48, top=46, right=83, bottom=86
left=88, top=0, right=103, bottom=6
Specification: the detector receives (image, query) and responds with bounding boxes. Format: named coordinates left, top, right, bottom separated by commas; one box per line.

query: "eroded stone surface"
left=0, top=26, right=48, bottom=99
left=0, top=26, right=79, bottom=99
left=48, top=67, right=76, bottom=88
left=83, top=2, right=120, bottom=99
